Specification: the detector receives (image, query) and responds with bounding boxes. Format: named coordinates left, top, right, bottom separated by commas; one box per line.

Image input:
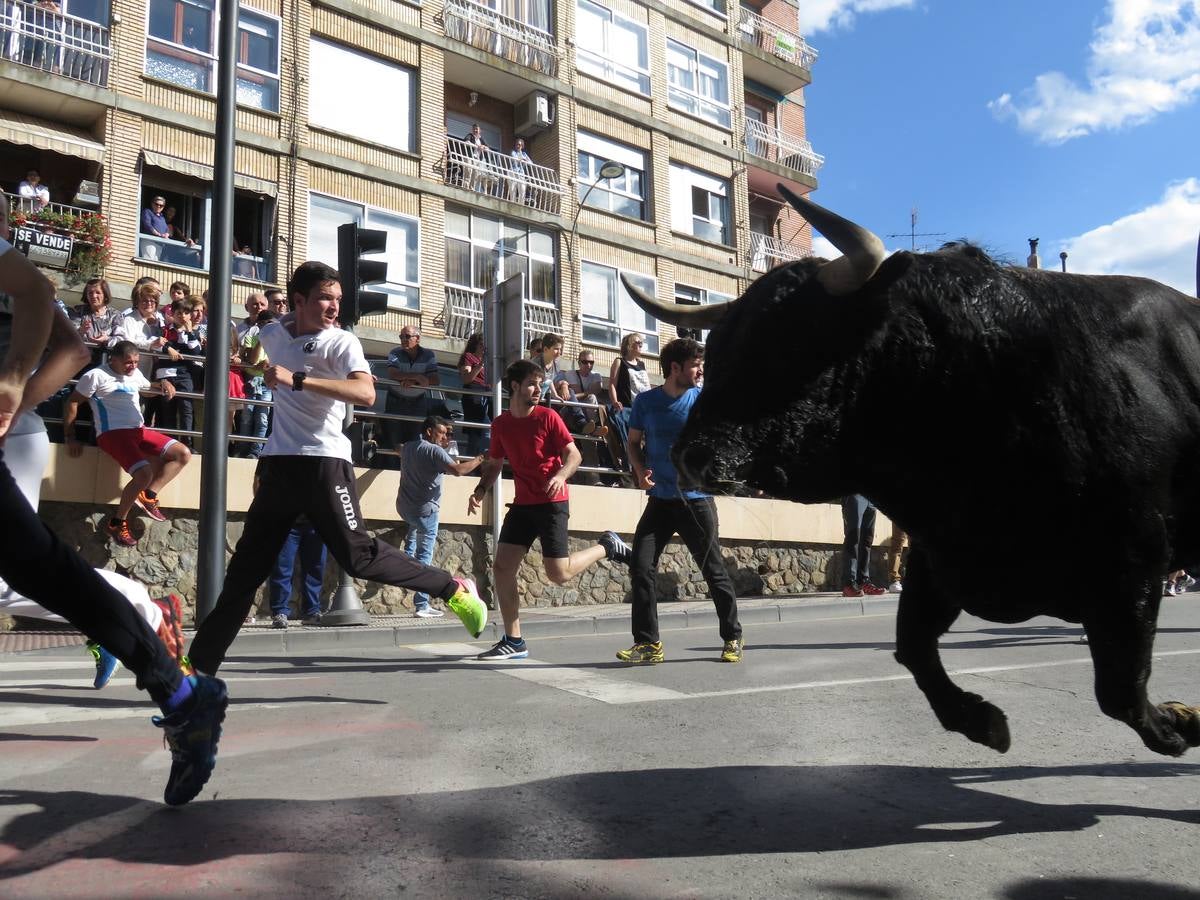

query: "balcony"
left=441, top=0, right=559, bottom=78
left=737, top=6, right=815, bottom=94
left=0, top=0, right=111, bottom=87
left=439, top=136, right=563, bottom=215
left=4, top=191, right=111, bottom=275
left=749, top=232, right=809, bottom=273
left=745, top=118, right=824, bottom=177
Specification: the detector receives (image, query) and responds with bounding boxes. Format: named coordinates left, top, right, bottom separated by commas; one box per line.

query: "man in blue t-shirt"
left=615, top=338, right=743, bottom=665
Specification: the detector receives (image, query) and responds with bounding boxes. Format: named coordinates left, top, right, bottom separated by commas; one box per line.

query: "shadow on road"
left=1, top=762, right=1198, bottom=882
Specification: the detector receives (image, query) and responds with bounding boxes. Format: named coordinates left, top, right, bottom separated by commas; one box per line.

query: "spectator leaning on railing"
left=74, top=277, right=122, bottom=352
left=385, top=325, right=438, bottom=452
left=17, top=169, right=50, bottom=211
left=63, top=340, right=193, bottom=547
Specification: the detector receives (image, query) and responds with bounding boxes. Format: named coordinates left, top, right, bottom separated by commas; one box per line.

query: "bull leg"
left=1082, top=576, right=1200, bottom=756
left=893, top=546, right=1011, bottom=753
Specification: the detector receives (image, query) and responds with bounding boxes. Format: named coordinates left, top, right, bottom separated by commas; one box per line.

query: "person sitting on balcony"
left=17, top=170, right=50, bottom=211
left=508, top=138, right=532, bottom=205
left=140, top=197, right=170, bottom=261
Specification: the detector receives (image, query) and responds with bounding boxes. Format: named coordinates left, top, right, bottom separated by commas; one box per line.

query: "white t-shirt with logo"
left=74, top=366, right=149, bottom=435
left=258, top=319, right=371, bottom=462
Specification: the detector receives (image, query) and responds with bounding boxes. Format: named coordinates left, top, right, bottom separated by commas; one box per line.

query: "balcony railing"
left=1, top=0, right=111, bottom=87
left=737, top=7, right=817, bottom=70
left=744, top=118, right=825, bottom=177
left=4, top=191, right=111, bottom=274
left=441, top=0, right=559, bottom=77
left=443, top=285, right=484, bottom=340
left=136, top=234, right=271, bottom=282
left=440, top=136, right=563, bottom=215
left=749, top=232, right=810, bottom=273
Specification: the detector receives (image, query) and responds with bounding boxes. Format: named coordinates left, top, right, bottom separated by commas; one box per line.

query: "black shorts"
left=499, top=500, right=570, bottom=558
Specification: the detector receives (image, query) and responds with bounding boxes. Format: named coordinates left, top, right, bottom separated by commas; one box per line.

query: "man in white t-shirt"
left=185, top=261, right=488, bottom=676
left=63, top=340, right=192, bottom=546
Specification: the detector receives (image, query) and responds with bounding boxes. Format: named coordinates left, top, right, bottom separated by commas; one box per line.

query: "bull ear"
left=619, top=275, right=732, bottom=328
left=779, top=184, right=885, bottom=296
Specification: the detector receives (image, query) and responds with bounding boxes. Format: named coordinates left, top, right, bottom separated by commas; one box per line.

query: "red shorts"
left=97, top=427, right=177, bottom=474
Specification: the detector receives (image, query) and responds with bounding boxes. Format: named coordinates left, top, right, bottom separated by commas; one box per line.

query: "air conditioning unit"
left=73, top=180, right=101, bottom=207
left=514, top=91, right=554, bottom=138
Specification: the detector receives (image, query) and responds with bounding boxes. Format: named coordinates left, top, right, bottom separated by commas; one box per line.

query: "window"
left=308, top=194, right=421, bottom=310
left=666, top=38, right=730, bottom=128
left=674, top=283, right=733, bottom=341
left=577, top=132, right=647, bottom=220
left=684, top=0, right=724, bottom=14
left=670, top=163, right=729, bottom=245
left=581, top=261, right=658, bottom=353
left=575, top=0, right=649, bottom=95
left=145, top=1, right=280, bottom=112
left=136, top=177, right=274, bottom=281
left=444, top=205, right=557, bottom=306
left=309, top=38, right=416, bottom=151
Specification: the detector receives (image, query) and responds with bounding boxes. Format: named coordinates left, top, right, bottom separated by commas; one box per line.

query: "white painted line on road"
left=0, top=699, right=346, bottom=729
left=405, top=642, right=689, bottom=703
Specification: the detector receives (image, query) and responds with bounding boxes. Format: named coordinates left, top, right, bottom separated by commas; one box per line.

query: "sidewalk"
left=0, top=592, right=900, bottom=657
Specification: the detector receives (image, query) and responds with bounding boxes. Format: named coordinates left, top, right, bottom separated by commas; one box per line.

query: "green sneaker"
left=447, top=577, right=487, bottom=638
left=720, top=638, right=745, bottom=663
left=616, top=641, right=664, bottom=664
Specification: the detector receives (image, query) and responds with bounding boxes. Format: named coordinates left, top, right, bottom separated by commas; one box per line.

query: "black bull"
left=624, top=185, right=1200, bottom=757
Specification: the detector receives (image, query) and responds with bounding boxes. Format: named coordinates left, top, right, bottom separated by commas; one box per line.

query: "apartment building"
left=0, top=0, right=822, bottom=363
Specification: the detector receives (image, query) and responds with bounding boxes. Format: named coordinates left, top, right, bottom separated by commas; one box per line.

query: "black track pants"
left=188, top=456, right=456, bottom=673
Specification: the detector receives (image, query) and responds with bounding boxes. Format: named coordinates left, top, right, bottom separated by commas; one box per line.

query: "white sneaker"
left=888, top=580, right=903, bottom=592
left=414, top=606, right=445, bottom=618
left=1182, top=575, right=1197, bottom=592
left=1166, top=582, right=1179, bottom=596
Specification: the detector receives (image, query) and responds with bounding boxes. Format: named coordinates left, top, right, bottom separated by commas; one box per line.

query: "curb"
left=1, top=594, right=899, bottom=658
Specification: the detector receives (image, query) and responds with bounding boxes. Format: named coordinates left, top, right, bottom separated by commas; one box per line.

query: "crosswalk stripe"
left=405, top=642, right=689, bottom=704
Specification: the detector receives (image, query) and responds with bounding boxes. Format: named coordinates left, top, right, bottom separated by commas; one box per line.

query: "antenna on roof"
left=886, top=206, right=946, bottom=252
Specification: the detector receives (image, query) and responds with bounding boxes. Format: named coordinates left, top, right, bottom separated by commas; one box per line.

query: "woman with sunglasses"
left=607, top=333, right=650, bottom=473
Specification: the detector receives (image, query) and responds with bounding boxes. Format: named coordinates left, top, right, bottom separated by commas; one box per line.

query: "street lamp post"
left=566, top=160, right=626, bottom=261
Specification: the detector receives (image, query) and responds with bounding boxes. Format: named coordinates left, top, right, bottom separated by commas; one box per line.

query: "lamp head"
left=598, top=160, right=626, bottom=180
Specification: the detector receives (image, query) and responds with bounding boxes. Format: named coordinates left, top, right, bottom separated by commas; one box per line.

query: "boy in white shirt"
left=63, top=340, right=192, bottom=545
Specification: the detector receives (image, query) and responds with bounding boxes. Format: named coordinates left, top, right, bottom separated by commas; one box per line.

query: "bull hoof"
left=963, top=698, right=1011, bottom=753
left=1159, top=701, right=1200, bottom=747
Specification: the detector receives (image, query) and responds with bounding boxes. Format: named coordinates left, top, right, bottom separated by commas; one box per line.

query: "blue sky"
left=795, top=0, right=1200, bottom=295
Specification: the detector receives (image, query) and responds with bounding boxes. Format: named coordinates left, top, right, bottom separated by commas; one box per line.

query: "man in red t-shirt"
left=468, top=358, right=630, bottom=660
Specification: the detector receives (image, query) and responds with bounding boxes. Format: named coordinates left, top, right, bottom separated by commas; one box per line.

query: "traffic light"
left=336, top=222, right=389, bottom=328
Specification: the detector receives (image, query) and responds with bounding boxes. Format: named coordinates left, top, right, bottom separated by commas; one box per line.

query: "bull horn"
left=620, top=275, right=732, bottom=328
left=778, top=184, right=885, bottom=295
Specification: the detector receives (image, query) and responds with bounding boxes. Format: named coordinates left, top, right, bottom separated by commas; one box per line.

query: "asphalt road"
left=1, top=599, right=1199, bottom=899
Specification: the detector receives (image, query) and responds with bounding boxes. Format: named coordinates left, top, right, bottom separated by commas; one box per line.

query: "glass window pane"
left=530, top=258, right=555, bottom=304
left=181, top=3, right=211, bottom=51
left=148, top=0, right=175, bottom=41
left=307, top=194, right=362, bottom=269
left=581, top=262, right=613, bottom=320
left=473, top=245, right=499, bottom=292
left=445, top=205, right=470, bottom=237
left=502, top=221, right=526, bottom=254
left=309, top=38, right=415, bottom=151
left=529, top=228, right=554, bottom=258
left=446, top=238, right=470, bottom=286
left=474, top=212, right=499, bottom=245
left=240, top=11, right=278, bottom=73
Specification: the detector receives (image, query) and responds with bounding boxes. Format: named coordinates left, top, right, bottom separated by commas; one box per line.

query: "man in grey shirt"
left=398, top=415, right=485, bottom=616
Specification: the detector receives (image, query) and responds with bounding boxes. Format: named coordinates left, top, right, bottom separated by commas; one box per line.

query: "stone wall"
left=15, top=501, right=881, bottom=627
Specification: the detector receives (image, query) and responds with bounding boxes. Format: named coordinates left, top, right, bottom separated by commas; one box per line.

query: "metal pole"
left=488, top=286, right=503, bottom=558
left=195, top=0, right=239, bottom=623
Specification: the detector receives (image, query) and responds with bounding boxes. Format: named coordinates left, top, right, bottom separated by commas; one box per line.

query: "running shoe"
left=841, top=584, right=864, bottom=598
left=135, top=491, right=168, bottom=522
left=720, top=638, right=745, bottom=663
left=106, top=519, right=137, bottom=546
left=476, top=637, right=528, bottom=660
left=888, top=580, right=904, bottom=593
left=615, top=641, right=664, bottom=664
left=271, top=613, right=288, bottom=630
left=862, top=582, right=887, bottom=596
left=447, top=577, right=488, bottom=638
left=153, top=673, right=228, bottom=806
left=599, top=530, right=632, bottom=566
left=301, top=613, right=322, bottom=626
left=178, top=655, right=195, bottom=677
left=152, top=594, right=185, bottom=662
left=87, top=641, right=120, bottom=689
left=414, top=606, right=445, bottom=618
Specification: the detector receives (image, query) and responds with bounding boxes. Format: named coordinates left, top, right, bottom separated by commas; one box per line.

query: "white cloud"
left=990, top=1, right=1200, bottom=143
left=1059, top=178, right=1200, bottom=294
left=797, top=0, right=915, bottom=35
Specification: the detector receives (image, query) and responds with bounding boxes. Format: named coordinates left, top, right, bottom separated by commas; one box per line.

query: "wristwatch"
left=292, top=372, right=307, bottom=392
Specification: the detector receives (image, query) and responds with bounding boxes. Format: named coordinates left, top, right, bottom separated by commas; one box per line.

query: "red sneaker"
left=842, top=585, right=864, bottom=598
left=106, top=519, right=137, bottom=546
left=153, top=593, right=185, bottom=662
left=135, top=490, right=168, bottom=522
left=862, top=582, right=887, bottom=596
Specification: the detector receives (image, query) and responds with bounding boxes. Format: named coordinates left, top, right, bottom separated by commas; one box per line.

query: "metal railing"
left=440, top=0, right=559, bottom=77
left=0, top=0, right=111, bottom=86
left=4, top=191, right=96, bottom=221
left=135, top=235, right=271, bottom=281
left=737, top=7, right=817, bottom=70
left=748, top=232, right=810, bottom=273
left=440, top=136, right=563, bottom=215
left=744, top=118, right=824, bottom=177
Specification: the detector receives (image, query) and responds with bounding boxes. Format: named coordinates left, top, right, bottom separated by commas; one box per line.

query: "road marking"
left=0, top=699, right=347, bottom=729
left=405, top=643, right=689, bottom=703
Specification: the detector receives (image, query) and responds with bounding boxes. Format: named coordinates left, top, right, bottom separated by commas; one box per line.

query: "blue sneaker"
left=476, top=637, right=529, bottom=661
left=152, top=674, right=229, bottom=806
left=87, top=641, right=120, bottom=689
